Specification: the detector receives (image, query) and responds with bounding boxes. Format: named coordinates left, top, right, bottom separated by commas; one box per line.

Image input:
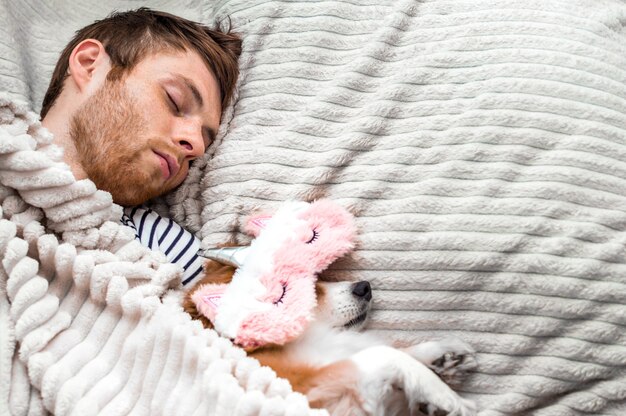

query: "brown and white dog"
left=184, top=262, right=477, bottom=416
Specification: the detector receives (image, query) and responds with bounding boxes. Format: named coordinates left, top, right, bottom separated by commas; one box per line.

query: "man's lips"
left=153, top=151, right=180, bottom=180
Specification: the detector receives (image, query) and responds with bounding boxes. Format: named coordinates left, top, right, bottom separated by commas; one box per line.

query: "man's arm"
left=122, top=206, right=204, bottom=287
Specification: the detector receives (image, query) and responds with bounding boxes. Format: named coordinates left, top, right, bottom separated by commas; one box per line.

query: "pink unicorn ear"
left=244, top=213, right=273, bottom=237
left=191, top=283, right=228, bottom=323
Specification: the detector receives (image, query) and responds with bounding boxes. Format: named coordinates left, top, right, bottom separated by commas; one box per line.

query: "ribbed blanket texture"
left=2, top=0, right=626, bottom=415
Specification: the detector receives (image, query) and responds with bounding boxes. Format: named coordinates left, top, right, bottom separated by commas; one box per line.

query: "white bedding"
left=2, top=0, right=626, bottom=415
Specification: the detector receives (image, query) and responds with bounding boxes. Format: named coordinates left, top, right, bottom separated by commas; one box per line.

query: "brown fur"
left=305, top=361, right=365, bottom=415
left=246, top=343, right=364, bottom=413
left=250, top=350, right=364, bottom=413
left=249, top=347, right=322, bottom=393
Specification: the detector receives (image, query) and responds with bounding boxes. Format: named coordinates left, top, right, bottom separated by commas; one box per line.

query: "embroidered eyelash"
left=274, top=283, right=287, bottom=305
left=306, top=230, right=319, bottom=244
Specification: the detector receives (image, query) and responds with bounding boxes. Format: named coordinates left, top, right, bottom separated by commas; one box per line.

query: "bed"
left=2, top=0, right=626, bottom=414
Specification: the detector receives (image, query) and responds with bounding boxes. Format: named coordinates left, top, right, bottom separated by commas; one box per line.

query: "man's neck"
left=41, top=108, right=88, bottom=180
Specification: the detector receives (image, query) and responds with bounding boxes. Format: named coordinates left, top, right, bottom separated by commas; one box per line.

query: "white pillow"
left=171, top=1, right=626, bottom=414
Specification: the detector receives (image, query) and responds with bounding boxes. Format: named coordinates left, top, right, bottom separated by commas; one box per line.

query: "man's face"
left=70, top=49, right=221, bottom=206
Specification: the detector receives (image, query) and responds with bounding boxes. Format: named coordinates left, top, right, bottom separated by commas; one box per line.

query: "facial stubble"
left=70, top=80, right=165, bottom=206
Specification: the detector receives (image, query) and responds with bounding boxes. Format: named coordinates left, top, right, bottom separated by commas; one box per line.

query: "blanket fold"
left=0, top=92, right=321, bottom=416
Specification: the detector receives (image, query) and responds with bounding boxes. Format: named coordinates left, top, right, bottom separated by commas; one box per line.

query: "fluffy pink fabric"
left=193, top=199, right=356, bottom=348
left=191, top=283, right=228, bottom=322
left=236, top=200, right=356, bottom=347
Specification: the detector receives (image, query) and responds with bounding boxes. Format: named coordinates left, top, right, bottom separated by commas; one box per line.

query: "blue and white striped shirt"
left=121, top=206, right=205, bottom=287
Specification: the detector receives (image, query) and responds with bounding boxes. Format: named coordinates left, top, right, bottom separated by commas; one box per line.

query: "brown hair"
left=40, top=7, right=242, bottom=119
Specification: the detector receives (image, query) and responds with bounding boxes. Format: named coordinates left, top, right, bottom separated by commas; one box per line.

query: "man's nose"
left=174, top=121, right=205, bottom=159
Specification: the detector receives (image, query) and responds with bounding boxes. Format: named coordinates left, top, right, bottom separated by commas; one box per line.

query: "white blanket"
left=0, top=94, right=318, bottom=415
left=2, top=0, right=626, bottom=415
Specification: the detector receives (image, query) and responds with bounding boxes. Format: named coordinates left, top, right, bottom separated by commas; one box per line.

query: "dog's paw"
left=417, top=397, right=477, bottom=416
left=418, top=402, right=448, bottom=416
left=403, top=338, right=477, bottom=387
left=416, top=394, right=476, bottom=416
left=427, top=339, right=477, bottom=387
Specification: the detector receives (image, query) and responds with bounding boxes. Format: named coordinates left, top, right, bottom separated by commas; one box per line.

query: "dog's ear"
left=244, top=212, right=273, bottom=237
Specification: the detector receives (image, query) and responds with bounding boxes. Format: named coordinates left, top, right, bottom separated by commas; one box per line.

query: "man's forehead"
left=138, top=51, right=220, bottom=101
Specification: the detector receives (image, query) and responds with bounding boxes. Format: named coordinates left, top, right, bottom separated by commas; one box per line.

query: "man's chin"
left=96, top=179, right=166, bottom=207
left=84, top=156, right=176, bottom=206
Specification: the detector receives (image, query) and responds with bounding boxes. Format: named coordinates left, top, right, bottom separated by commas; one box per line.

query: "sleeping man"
left=39, top=8, right=241, bottom=286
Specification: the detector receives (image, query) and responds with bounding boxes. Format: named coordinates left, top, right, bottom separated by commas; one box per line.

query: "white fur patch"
left=350, top=346, right=477, bottom=416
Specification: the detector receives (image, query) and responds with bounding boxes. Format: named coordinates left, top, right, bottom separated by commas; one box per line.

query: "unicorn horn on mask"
left=197, top=246, right=251, bottom=268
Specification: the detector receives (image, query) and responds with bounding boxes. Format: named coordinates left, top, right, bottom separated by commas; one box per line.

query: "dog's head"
left=314, top=281, right=372, bottom=330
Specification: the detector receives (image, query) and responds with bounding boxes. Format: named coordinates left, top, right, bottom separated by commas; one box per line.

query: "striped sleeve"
left=121, top=206, right=205, bottom=287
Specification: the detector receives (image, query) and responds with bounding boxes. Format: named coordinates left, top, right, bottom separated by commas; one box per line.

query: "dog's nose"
left=352, top=281, right=372, bottom=301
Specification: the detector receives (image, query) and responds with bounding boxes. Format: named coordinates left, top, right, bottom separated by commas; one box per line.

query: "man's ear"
left=67, top=39, right=111, bottom=94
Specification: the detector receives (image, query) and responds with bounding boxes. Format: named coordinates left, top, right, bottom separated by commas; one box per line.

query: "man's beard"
left=70, top=80, right=166, bottom=206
